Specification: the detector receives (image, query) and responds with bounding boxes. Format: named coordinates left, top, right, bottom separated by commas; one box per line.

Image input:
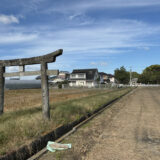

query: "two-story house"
left=99, top=72, right=116, bottom=83
left=69, top=69, right=99, bottom=87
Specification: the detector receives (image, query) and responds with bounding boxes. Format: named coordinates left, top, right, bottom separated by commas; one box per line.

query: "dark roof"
left=99, top=72, right=114, bottom=77
left=99, top=72, right=108, bottom=76
left=106, top=74, right=114, bottom=78
left=71, top=68, right=98, bottom=80
left=99, top=72, right=114, bottom=78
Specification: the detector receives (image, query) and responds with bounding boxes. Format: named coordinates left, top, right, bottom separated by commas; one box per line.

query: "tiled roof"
left=71, top=68, right=98, bottom=80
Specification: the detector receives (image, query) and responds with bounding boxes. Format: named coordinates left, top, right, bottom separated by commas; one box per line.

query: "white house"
left=50, top=77, right=64, bottom=83
left=49, top=71, right=70, bottom=84
left=99, top=72, right=116, bottom=83
left=69, top=69, right=99, bottom=87
left=107, top=74, right=115, bottom=83
left=58, top=71, right=70, bottom=80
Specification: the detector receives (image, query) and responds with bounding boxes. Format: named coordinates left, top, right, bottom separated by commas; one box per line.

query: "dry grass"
left=4, top=88, right=113, bottom=112
left=0, top=87, right=132, bottom=155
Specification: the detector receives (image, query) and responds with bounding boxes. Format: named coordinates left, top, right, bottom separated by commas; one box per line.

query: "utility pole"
left=130, top=67, right=132, bottom=86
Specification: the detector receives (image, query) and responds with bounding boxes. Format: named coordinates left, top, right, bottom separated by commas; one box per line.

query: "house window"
left=71, top=74, right=76, bottom=78
left=78, top=74, right=85, bottom=78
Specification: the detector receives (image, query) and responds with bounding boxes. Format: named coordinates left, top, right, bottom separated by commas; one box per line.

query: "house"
left=58, top=71, right=70, bottom=80
left=99, top=72, right=116, bottom=83
left=49, top=71, right=70, bottom=84
left=107, top=74, right=115, bottom=83
left=49, top=76, right=64, bottom=83
left=69, top=69, right=99, bottom=87
left=99, top=72, right=109, bottom=83
left=131, top=78, right=138, bottom=86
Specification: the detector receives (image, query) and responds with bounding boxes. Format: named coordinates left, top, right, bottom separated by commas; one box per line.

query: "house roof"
left=59, top=71, right=70, bottom=74
left=99, top=72, right=114, bottom=78
left=106, top=74, right=114, bottom=78
left=71, top=68, right=98, bottom=80
left=99, top=72, right=108, bottom=76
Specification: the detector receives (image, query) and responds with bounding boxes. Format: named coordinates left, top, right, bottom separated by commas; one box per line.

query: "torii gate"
left=0, top=49, right=63, bottom=120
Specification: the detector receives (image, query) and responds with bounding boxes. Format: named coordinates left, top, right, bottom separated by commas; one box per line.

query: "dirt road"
left=39, top=87, right=160, bottom=160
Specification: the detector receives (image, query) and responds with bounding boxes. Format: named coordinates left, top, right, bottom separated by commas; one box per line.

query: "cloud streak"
left=0, top=33, right=38, bottom=44
left=1, top=19, right=159, bottom=57
left=46, top=0, right=160, bottom=14
left=0, top=14, right=19, bottom=24
left=0, top=0, right=160, bottom=74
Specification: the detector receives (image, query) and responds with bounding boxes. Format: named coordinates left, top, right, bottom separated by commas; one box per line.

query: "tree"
left=139, top=65, right=160, bottom=84
left=114, top=66, right=130, bottom=84
left=132, top=72, right=140, bottom=79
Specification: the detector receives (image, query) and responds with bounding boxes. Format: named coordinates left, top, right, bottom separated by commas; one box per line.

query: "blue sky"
left=0, top=0, right=160, bottom=77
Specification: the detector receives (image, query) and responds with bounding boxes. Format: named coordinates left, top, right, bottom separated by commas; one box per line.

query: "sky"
left=0, top=0, right=160, bottom=78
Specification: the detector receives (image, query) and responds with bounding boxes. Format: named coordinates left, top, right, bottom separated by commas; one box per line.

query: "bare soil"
left=39, top=87, right=160, bottom=160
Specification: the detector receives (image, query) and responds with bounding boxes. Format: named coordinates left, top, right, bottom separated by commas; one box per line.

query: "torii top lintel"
left=0, top=49, right=63, bottom=67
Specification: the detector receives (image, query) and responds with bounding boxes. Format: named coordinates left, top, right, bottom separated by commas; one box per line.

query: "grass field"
left=0, top=87, right=132, bottom=155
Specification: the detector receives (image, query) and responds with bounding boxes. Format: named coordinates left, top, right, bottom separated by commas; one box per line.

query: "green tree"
left=114, top=66, right=130, bottom=84
left=139, top=65, right=160, bottom=84
left=132, top=72, right=140, bottom=79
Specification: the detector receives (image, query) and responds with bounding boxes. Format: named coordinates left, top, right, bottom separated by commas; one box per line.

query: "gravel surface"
left=39, top=87, right=160, bottom=160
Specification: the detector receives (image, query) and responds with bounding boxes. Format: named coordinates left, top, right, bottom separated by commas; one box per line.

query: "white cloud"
left=39, top=19, right=160, bottom=53
left=68, top=12, right=94, bottom=26
left=3, top=18, right=158, bottom=58
left=77, top=0, right=160, bottom=9
left=90, top=62, right=97, bottom=65
left=0, top=14, right=19, bottom=24
left=69, top=13, right=82, bottom=20
left=0, top=33, right=37, bottom=44
left=0, top=18, right=159, bottom=71
left=46, top=0, right=160, bottom=14
left=25, top=65, right=40, bottom=71
left=6, top=66, right=19, bottom=73
left=90, top=61, right=107, bottom=66
left=100, top=62, right=107, bottom=66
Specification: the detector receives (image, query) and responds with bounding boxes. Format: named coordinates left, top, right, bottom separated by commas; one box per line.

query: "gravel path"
left=39, top=87, right=160, bottom=160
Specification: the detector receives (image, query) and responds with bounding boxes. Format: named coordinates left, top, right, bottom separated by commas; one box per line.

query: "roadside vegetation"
left=114, top=65, right=160, bottom=84
left=0, top=87, right=132, bottom=155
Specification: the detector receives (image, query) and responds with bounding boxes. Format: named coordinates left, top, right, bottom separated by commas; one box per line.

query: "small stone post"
left=41, top=62, right=50, bottom=120
left=0, top=66, right=5, bottom=115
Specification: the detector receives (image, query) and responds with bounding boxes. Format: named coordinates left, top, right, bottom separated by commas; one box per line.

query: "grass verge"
left=0, top=87, right=132, bottom=155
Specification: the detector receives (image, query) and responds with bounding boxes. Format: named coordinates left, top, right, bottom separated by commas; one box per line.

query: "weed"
left=0, top=88, right=132, bottom=156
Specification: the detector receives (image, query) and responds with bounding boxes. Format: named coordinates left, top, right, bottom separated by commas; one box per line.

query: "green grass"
left=0, top=87, right=132, bottom=155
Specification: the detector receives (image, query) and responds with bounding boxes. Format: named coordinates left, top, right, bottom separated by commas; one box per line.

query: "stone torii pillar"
left=0, top=66, right=5, bottom=114
left=41, top=62, right=50, bottom=119
left=0, top=49, right=63, bottom=120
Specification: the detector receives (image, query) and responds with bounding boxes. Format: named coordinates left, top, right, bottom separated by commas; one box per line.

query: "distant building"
left=107, top=74, right=115, bottom=83
left=49, top=71, right=70, bottom=84
left=49, top=76, right=64, bottom=83
left=131, top=78, right=138, bottom=86
left=99, top=72, right=109, bottom=83
left=58, top=71, right=70, bottom=80
left=69, top=69, right=99, bottom=87
left=99, top=72, right=116, bottom=83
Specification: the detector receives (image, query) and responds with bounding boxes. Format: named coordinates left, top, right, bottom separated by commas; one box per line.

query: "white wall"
left=70, top=73, right=86, bottom=79
left=109, top=77, right=115, bottom=83
left=69, top=80, right=96, bottom=87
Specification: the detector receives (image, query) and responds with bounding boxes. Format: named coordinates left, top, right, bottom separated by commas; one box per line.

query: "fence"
left=49, top=83, right=128, bottom=89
